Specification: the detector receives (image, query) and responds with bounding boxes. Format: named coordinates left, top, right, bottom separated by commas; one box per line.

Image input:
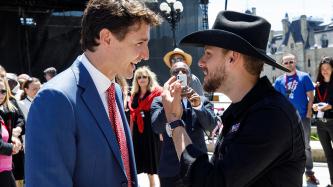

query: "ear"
left=229, top=51, right=240, bottom=63
left=99, top=28, right=112, bottom=46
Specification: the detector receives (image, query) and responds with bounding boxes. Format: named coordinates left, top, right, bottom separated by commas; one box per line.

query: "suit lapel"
left=72, top=61, right=125, bottom=175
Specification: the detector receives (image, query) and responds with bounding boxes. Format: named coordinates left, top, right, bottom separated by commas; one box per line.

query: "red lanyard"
left=316, top=86, right=328, bottom=102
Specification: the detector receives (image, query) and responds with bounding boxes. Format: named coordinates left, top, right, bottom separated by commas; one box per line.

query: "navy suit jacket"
left=25, top=57, right=137, bottom=187
left=151, top=96, right=217, bottom=177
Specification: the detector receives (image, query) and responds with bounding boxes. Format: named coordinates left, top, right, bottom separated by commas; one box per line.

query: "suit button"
left=121, top=182, right=127, bottom=187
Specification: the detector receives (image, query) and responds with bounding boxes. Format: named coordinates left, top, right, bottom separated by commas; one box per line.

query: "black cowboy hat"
left=179, top=11, right=289, bottom=72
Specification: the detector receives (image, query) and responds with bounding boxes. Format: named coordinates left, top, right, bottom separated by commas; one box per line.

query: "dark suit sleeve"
left=25, top=88, right=76, bottom=187
left=0, top=126, right=13, bottom=156
left=150, top=96, right=168, bottom=134
left=11, top=98, right=25, bottom=135
left=180, top=108, right=295, bottom=187
left=193, top=97, right=217, bottom=131
left=190, top=74, right=204, bottom=96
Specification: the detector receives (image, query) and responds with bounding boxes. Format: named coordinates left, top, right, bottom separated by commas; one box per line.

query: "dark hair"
left=20, top=77, right=40, bottom=100
left=316, top=56, right=333, bottom=83
left=243, top=54, right=264, bottom=76
left=81, top=0, right=161, bottom=52
left=43, top=67, right=57, bottom=77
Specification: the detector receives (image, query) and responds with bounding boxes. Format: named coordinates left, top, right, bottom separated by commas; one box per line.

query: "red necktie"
left=107, top=83, right=132, bottom=187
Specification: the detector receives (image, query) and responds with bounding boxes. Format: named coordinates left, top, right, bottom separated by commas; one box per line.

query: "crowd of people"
left=0, top=66, right=54, bottom=187
left=1, top=0, right=333, bottom=187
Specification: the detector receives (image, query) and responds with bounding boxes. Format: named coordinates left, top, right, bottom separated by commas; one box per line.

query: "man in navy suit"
left=25, top=1, right=160, bottom=187
left=151, top=61, right=217, bottom=186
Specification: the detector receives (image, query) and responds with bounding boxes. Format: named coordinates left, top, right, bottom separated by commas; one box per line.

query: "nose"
left=141, top=45, right=149, bottom=61
left=198, top=57, right=205, bottom=68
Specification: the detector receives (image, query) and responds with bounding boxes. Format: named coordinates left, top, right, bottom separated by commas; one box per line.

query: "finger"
left=163, top=76, right=177, bottom=90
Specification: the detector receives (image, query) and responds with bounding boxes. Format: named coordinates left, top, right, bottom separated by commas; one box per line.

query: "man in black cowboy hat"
left=160, top=11, right=305, bottom=186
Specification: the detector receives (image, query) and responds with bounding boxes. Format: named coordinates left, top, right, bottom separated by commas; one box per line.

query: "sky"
left=208, top=0, right=333, bottom=31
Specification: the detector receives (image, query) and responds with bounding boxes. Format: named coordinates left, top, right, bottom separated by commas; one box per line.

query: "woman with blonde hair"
left=0, top=78, right=22, bottom=187
left=0, top=66, right=25, bottom=187
left=129, top=66, right=162, bottom=187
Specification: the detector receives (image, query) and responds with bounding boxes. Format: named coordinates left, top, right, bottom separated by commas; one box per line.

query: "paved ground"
left=304, top=162, right=331, bottom=187
left=137, top=162, right=331, bottom=187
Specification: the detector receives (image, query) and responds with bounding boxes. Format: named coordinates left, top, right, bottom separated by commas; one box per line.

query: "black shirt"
left=179, top=76, right=305, bottom=187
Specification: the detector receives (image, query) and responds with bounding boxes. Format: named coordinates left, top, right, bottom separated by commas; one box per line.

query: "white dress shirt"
left=80, top=54, right=125, bottom=132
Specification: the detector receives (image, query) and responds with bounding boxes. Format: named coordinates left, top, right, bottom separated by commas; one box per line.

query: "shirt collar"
left=26, top=96, right=34, bottom=102
left=222, top=76, right=275, bottom=128
left=80, top=53, right=114, bottom=93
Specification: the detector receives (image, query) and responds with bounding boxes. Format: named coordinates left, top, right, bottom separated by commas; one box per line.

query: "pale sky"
left=208, top=0, right=333, bottom=31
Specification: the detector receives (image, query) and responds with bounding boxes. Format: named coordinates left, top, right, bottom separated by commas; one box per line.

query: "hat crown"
left=213, top=11, right=271, bottom=51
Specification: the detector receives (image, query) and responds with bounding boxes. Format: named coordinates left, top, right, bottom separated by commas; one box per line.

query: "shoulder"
left=274, top=75, right=284, bottom=83
left=251, top=92, right=299, bottom=125
left=297, top=71, right=311, bottom=79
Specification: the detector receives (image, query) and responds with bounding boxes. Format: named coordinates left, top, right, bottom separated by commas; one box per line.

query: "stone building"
left=265, top=13, right=333, bottom=83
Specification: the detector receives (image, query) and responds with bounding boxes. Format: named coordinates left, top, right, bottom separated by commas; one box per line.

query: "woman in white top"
left=18, top=78, right=41, bottom=120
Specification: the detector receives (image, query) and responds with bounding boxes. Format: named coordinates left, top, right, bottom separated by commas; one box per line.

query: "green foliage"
left=311, top=132, right=319, bottom=141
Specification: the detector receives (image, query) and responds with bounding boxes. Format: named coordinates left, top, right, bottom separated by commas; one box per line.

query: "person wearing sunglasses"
left=312, top=56, right=333, bottom=187
left=151, top=61, right=217, bottom=187
left=274, top=53, right=318, bottom=184
left=163, top=48, right=204, bottom=96
left=0, top=79, right=22, bottom=187
left=128, top=66, right=162, bottom=187
left=0, top=67, right=25, bottom=187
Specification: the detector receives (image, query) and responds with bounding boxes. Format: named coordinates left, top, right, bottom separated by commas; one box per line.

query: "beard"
left=203, top=63, right=225, bottom=92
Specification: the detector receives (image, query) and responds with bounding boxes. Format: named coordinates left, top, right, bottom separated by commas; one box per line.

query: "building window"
left=321, top=34, right=329, bottom=48
left=308, top=59, right=311, bottom=67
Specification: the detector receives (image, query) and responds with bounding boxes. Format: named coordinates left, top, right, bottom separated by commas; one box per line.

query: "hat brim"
left=180, top=30, right=290, bottom=72
left=163, top=50, right=192, bottom=68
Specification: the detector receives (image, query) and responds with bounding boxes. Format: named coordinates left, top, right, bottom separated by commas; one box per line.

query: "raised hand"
left=161, top=76, right=183, bottom=122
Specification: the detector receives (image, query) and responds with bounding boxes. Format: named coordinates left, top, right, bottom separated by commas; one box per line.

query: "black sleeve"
left=0, top=125, right=13, bottom=156
left=11, top=98, right=25, bottom=135
left=150, top=96, right=168, bottom=134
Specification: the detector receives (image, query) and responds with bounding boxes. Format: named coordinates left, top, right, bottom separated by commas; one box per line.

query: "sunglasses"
left=171, top=69, right=190, bottom=76
left=137, top=75, right=148, bottom=80
left=170, top=57, right=185, bottom=64
left=0, top=89, right=7, bottom=95
left=283, top=60, right=294, bottom=65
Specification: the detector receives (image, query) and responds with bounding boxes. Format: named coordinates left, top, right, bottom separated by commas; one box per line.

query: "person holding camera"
left=160, top=11, right=305, bottom=186
left=151, top=61, right=217, bottom=187
left=163, top=48, right=204, bottom=96
left=312, top=56, right=333, bottom=187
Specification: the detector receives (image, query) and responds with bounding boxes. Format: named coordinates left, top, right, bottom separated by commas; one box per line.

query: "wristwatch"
left=166, top=120, right=185, bottom=137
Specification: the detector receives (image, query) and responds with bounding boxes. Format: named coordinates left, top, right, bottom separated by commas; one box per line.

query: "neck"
left=85, top=51, right=116, bottom=80
left=224, top=74, right=258, bottom=103
left=324, top=76, right=330, bottom=82
left=286, top=70, right=296, bottom=76
left=140, top=87, right=147, bottom=95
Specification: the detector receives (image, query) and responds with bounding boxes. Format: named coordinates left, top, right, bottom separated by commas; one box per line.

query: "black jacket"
left=179, top=76, right=305, bottom=187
